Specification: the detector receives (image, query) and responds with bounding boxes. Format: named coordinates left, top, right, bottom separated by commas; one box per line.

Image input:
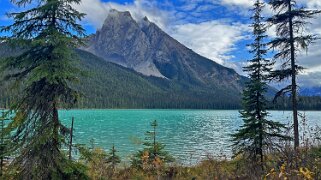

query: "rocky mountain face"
left=83, top=10, right=163, bottom=77
left=83, top=10, right=246, bottom=92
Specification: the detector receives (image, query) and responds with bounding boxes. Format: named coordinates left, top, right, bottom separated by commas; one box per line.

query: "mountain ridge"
left=82, top=9, right=246, bottom=93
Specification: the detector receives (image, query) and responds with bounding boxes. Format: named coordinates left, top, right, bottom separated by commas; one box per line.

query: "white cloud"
left=178, top=2, right=199, bottom=11
left=73, top=0, right=321, bottom=87
left=298, top=72, right=321, bottom=87
left=299, top=41, right=321, bottom=67
left=73, top=0, right=171, bottom=30
left=298, top=0, right=321, bottom=8
left=220, top=0, right=254, bottom=8
left=300, top=0, right=321, bottom=82
left=74, top=0, right=251, bottom=67
left=169, top=21, right=250, bottom=66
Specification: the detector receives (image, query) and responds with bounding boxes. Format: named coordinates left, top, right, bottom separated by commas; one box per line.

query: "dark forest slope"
left=0, top=47, right=243, bottom=109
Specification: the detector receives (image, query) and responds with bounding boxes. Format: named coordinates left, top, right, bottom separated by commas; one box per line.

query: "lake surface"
left=59, top=110, right=321, bottom=165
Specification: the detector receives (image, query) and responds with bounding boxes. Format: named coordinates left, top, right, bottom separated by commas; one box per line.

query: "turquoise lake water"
left=59, top=110, right=321, bottom=164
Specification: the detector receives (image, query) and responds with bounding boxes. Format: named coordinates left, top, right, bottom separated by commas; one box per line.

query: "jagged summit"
left=109, top=9, right=132, bottom=17
left=85, top=10, right=165, bottom=77
left=102, top=9, right=136, bottom=27
left=83, top=10, right=246, bottom=92
left=143, top=16, right=149, bottom=22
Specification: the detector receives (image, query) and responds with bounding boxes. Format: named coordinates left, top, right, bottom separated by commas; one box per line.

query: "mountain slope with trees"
left=2, top=46, right=321, bottom=109
left=0, top=47, right=244, bottom=109
left=72, top=49, right=245, bottom=109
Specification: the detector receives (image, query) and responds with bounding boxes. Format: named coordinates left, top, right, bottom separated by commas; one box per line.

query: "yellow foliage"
left=264, top=168, right=276, bottom=180
left=141, top=151, right=149, bottom=170
left=264, top=163, right=317, bottom=180
left=298, top=167, right=314, bottom=180
left=264, top=164, right=289, bottom=180
left=279, top=163, right=287, bottom=179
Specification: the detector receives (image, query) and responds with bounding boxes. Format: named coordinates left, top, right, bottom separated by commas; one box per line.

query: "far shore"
left=2, top=108, right=321, bottom=111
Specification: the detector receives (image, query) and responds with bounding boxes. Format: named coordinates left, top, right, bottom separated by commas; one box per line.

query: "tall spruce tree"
left=268, top=0, right=321, bottom=148
left=0, top=0, right=87, bottom=179
left=232, top=0, right=287, bottom=171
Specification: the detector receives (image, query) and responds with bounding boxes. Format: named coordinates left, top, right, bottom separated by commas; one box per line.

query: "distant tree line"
left=1, top=83, right=321, bottom=110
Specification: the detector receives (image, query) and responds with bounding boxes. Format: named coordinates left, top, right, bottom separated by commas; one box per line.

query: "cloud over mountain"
left=73, top=0, right=250, bottom=69
left=73, top=0, right=321, bottom=87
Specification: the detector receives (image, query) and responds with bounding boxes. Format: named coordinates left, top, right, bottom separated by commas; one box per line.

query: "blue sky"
left=1, top=0, right=321, bottom=87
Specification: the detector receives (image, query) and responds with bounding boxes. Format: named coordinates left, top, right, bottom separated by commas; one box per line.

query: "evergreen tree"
left=131, top=120, right=173, bottom=170
left=0, top=0, right=87, bottom=179
left=267, top=0, right=321, bottom=148
left=77, top=144, right=111, bottom=179
left=232, top=0, right=287, bottom=171
left=107, top=144, right=121, bottom=172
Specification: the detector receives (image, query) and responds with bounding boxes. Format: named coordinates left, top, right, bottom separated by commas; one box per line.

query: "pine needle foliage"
left=0, top=0, right=87, bottom=179
left=267, top=0, right=321, bottom=148
left=107, top=145, right=121, bottom=172
left=232, top=0, right=288, bottom=172
left=131, top=120, right=174, bottom=170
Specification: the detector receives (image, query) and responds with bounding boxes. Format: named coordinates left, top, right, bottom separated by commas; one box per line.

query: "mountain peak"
left=109, top=9, right=131, bottom=17
left=143, top=16, right=149, bottom=22
left=140, top=16, right=151, bottom=28
left=103, top=9, right=135, bottom=27
left=84, top=9, right=246, bottom=92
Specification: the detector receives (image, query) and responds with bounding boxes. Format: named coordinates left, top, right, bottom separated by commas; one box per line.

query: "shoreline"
left=2, top=108, right=321, bottom=112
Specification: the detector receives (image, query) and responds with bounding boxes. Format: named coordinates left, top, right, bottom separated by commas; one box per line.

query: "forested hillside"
left=72, top=50, right=243, bottom=109
left=1, top=46, right=321, bottom=109
left=0, top=47, right=243, bottom=109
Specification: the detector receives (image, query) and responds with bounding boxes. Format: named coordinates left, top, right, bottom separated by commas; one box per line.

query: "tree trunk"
left=69, top=117, right=74, bottom=160
left=53, top=101, right=60, bottom=148
left=288, top=1, right=300, bottom=149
